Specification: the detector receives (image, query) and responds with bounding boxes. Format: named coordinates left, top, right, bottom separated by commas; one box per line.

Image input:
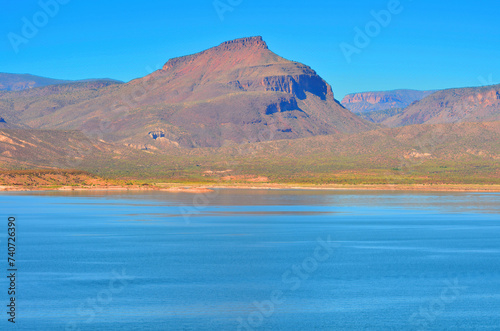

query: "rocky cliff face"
left=149, top=36, right=336, bottom=104
left=382, top=84, right=500, bottom=127
left=342, top=90, right=436, bottom=113
left=260, top=74, right=333, bottom=101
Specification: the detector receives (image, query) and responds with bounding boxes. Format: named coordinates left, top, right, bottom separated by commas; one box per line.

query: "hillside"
left=0, top=73, right=122, bottom=92
left=355, top=108, right=405, bottom=123
left=0, top=129, right=133, bottom=171
left=1, top=121, right=498, bottom=185
left=342, top=89, right=436, bottom=113
left=0, top=80, right=123, bottom=127
left=383, top=84, right=500, bottom=127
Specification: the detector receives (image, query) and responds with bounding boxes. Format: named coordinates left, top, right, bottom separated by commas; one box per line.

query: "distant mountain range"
left=342, top=90, right=436, bottom=113
left=0, top=73, right=122, bottom=91
left=382, top=84, right=500, bottom=126
left=344, top=85, right=500, bottom=127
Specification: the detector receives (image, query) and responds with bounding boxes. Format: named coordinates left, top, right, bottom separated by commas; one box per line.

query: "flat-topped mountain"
left=342, top=89, right=436, bottom=113
left=152, top=36, right=335, bottom=103
left=2, top=37, right=373, bottom=148
left=383, top=84, right=500, bottom=127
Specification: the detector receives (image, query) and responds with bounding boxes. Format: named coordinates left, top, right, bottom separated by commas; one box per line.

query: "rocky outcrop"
left=148, top=131, right=165, bottom=140
left=227, top=72, right=333, bottom=101
left=265, top=97, right=300, bottom=115
left=261, top=74, right=333, bottom=101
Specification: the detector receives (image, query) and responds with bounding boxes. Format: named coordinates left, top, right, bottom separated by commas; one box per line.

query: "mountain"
left=383, top=84, right=500, bottom=127
left=342, top=89, right=436, bottom=113
left=0, top=37, right=373, bottom=148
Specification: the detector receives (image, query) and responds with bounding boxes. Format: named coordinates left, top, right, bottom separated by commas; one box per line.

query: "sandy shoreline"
left=1, top=183, right=500, bottom=193
left=207, top=184, right=500, bottom=192
left=0, top=185, right=214, bottom=194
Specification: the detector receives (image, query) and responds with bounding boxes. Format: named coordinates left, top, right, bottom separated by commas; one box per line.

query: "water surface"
left=0, top=190, right=499, bottom=330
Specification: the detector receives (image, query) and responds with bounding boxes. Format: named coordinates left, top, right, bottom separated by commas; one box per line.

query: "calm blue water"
left=0, top=189, right=499, bottom=330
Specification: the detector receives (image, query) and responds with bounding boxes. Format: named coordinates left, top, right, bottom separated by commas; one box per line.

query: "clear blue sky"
left=1, top=0, right=499, bottom=99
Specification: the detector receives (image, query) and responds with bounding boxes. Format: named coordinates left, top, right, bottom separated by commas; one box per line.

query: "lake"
left=0, top=189, right=499, bottom=330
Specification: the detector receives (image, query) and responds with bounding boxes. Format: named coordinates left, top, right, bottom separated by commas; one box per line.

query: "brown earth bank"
left=0, top=170, right=499, bottom=193
left=0, top=170, right=213, bottom=193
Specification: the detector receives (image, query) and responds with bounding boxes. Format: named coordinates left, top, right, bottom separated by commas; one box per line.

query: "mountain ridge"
left=342, top=89, right=437, bottom=113
left=382, top=84, right=500, bottom=127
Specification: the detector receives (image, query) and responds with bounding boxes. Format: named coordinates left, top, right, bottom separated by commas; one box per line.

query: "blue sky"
left=1, top=0, right=499, bottom=99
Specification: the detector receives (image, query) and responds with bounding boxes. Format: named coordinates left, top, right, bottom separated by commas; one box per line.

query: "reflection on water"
left=0, top=189, right=499, bottom=330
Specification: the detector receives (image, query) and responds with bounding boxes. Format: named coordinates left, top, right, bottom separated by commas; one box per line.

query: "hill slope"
left=383, top=84, right=500, bottom=127
left=1, top=121, right=499, bottom=185
left=0, top=80, right=124, bottom=127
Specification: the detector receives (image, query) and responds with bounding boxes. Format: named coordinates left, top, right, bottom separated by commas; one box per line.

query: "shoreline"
left=0, top=185, right=214, bottom=194
left=1, top=183, right=500, bottom=193
left=208, top=183, right=500, bottom=192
